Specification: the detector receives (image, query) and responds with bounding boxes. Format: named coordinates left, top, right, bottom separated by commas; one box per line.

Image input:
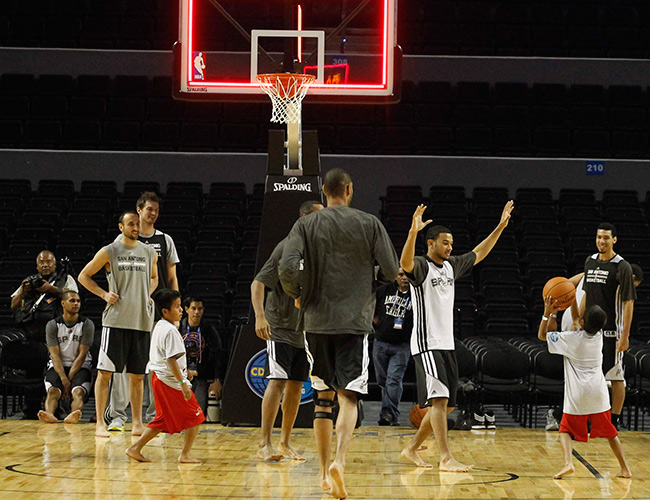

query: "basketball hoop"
left=257, top=73, right=315, bottom=124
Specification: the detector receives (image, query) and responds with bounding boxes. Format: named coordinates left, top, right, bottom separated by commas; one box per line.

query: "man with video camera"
left=9, top=250, right=78, bottom=419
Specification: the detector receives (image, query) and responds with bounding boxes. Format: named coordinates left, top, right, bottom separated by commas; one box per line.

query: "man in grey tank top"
left=79, top=211, right=158, bottom=437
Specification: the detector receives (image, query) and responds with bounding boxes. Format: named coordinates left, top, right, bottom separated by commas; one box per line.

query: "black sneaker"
left=484, top=410, right=496, bottom=429
left=378, top=415, right=392, bottom=426
left=390, top=420, right=400, bottom=426
left=470, top=411, right=485, bottom=430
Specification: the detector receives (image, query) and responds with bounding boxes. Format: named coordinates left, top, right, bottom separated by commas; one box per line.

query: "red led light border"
left=185, top=0, right=391, bottom=91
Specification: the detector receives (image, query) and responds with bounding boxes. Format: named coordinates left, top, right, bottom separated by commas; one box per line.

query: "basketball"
left=409, top=404, right=429, bottom=428
left=542, top=277, right=576, bottom=310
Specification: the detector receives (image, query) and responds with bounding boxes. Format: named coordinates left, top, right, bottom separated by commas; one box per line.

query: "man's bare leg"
left=38, top=388, right=61, bottom=423
left=611, top=381, right=625, bottom=418
left=314, top=390, right=335, bottom=491
left=258, top=379, right=285, bottom=461
left=278, top=380, right=305, bottom=460
left=328, top=389, right=358, bottom=500
left=125, top=427, right=161, bottom=462
left=428, top=399, right=472, bottom=472
left=401, top=407, right=434, bottom=468
left=63, top=387, right=85, bottom=424
left=128, top=373, right=145, bottom=435
left=608, top=436, right=632, bottom=478
left=179, top=425, right=202, bottom=463
left=94, top=370, right=112, bottom=437
left=554, top=432, right=575, bottom=478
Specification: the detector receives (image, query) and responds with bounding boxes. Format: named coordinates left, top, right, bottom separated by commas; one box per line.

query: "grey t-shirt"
left=102, top=240, right=156, bottom=332
left=254, top=239, right=304, bottom=348
left=279, top=205, right=399, bottom=335
left=45, top=316, right=94, bottom=369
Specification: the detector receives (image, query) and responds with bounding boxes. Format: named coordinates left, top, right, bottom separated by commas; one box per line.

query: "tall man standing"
left=106, top=191, right=181, bottom=430
left=582, top=223, right=636, bottom=429
left=251, top=199, right=324, bottom=462
left=279, top=169, right=399, bottom=500
left=400, top=202, right=513, bottom=471
left=79, top=211, right=158, bottom=437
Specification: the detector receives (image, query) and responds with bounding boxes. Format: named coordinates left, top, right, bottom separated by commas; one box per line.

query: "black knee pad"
left=314, top=398, right=335, bottom=408
left=314, top=411, right=335, bottom=421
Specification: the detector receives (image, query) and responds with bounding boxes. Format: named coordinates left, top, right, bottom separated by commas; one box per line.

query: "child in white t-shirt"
left=538, top=296, right=631, bottom=479
left=126, top=289, right=205, bottom=463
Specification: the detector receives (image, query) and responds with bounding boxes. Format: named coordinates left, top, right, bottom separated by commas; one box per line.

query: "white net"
left=257, top=73, right=316, bottom=124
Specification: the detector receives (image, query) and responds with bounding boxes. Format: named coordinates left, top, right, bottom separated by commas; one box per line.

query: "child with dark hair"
left=126, top=288, right=205, bottom=463
left=538, top=297, right=631, bottom=479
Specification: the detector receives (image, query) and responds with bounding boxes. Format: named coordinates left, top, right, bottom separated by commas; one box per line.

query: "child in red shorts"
left=538, top=296, right=631, bottom=479
left=126, top=289, right=205, bottom=463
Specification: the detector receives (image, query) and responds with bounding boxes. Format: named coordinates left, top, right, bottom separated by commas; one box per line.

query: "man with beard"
left=79, top=211, right=158, bottom=437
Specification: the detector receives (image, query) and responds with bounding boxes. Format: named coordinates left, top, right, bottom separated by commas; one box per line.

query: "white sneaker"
left=545, top=409, right=559, bottom=431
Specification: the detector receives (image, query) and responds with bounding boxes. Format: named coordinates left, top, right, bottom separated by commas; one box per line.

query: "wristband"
left=541, top=316, right=549, bottom=322
left=549, top=313, right=557, bottom=318
left=178, top=379, right=189, bottom=386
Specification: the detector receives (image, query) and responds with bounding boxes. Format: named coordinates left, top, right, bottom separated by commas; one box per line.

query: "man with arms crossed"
left=106, top=191, right=181, bottom=430
left=79, top=211, right=158, bottom=437
left=280, top=169, right=398, bottom=499
left=251, top=199, right=323, bottom=461
left=581, top=223, right=636, bottom=429
left=400, top=202, right=513, bottom=471
left=38, top=290, right=94, bottom=424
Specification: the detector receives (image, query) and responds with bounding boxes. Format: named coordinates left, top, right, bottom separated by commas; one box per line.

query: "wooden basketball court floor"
left=0, top=420, right=648, bottom=500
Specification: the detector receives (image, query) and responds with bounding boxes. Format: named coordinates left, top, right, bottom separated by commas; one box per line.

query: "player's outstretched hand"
left=410, top=204, right=432, bottom=233
left=499, top=200, right=514, bottom=227
left=543, top=295, right=560, bottom=315
left=255, top=315, right=271, bottom=341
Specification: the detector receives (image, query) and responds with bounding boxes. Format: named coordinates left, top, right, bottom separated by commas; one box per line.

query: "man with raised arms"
left=78, top=211, right=158, bottom=437
left=400, top=202, right=513, bottom=471
left=279, top=168, right=398, bottom=499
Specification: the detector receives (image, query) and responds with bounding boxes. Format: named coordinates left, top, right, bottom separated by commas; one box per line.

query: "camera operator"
left=8, top=250, right=78, bottom=419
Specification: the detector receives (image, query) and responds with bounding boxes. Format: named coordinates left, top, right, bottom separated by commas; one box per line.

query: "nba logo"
left=193, top=52, right=206, bottom=80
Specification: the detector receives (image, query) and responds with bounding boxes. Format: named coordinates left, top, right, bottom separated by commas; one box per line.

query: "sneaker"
left=484, top=410, right=496, bottom=429
left=470, top=411, right=485, bottom=430
left=108, top=420, right=125, bottom=432
left=378, top=415, right=392, bottom=426
left=545, top=409, right=559, bottom=431
left=390, top=420, right=401, bottom=427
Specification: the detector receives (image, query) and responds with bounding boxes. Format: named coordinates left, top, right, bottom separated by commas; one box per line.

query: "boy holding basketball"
left=538, top=296, right=631, bottom=479
left=126, top=289, right=205, bottom=463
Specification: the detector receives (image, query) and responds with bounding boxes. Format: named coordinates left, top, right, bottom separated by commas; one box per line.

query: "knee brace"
left=314, top=398, right=335, bottom=420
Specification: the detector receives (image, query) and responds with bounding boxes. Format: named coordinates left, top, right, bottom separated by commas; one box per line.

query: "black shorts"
left=305, top=333, right=369, bottom=394
left=602, top=332, right=624, bottom=381
left=44, top=366, right=92, bottom=400
left=97, top=327, right=150, bottom=375
left=414, top=350, right=458, bottom=408
left=264, top=340, right=310, bottom=382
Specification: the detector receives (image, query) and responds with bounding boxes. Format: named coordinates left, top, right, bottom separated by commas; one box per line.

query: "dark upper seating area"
left=1, top=0, right=649, bottom=59
left=380, top=185, right=650, bottom=338
left=1, top=74, right=649, bottom=158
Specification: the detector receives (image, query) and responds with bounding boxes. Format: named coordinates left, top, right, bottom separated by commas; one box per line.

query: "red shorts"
left=148, top=373, right=205, bottom=434
left=559, top=410, right=618, bottom=442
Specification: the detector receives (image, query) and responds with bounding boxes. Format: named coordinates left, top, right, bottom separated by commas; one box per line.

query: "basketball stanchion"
left=257, top=73, right=316, bottom=175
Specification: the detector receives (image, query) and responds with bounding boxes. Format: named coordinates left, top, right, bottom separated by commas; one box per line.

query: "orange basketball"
left=542, top=277, right=576, bottom=310
left=409, top=404, right=429, bottom=428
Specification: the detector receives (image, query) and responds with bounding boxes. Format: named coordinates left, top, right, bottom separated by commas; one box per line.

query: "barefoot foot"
left=439, top=457, right=473, bottom=472
left=257, top=444, right=283, bottom=461
left=63, top=410, right=82, bottom=424
left=320, top=475, right=332, bottom=491
left=328, top=461, right=347, bottom=499
left=179, top=454, right=203, bottom=464
left=401, top=447, right=434, bottom=468
left=616, top=467, right=632, bottom=478
left=278, top=443, right=305, bottom=461
left=125, top=447, right=151, bottom=462
left=37, top=410, right=59, bottom=423
left=95, top=424, right=111, bottom=438
left=553, top=464, right=575, bottom=479
left=131, top=424, right=145, bottom=436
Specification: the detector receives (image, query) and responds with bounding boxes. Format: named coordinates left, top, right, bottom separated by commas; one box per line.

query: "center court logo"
left=245, top=349, right=313, bottom=404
